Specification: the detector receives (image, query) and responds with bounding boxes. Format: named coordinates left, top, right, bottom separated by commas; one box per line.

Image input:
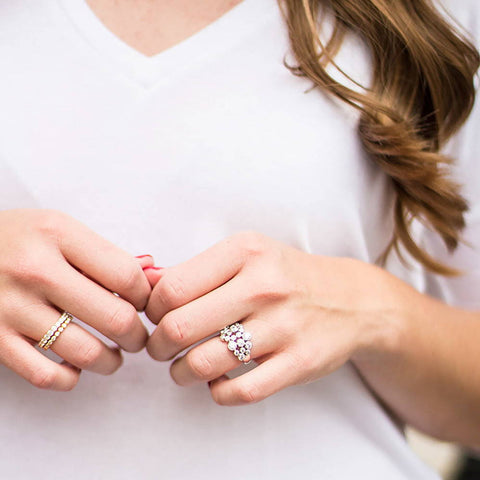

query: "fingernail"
left=143, top=266, right=164, bottom=271
left=135, top=255, right=153, bottom=259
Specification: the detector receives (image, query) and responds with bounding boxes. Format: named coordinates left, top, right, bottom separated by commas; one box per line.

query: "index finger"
left=145, top=231, right=262, bottom=323
left=56, top=213, right=152, bottom=310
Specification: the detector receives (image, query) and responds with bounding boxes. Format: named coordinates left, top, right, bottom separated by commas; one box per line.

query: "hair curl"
left=280, top=0, right=480, bottom=274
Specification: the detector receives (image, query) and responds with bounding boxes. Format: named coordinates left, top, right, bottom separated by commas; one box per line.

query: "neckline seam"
left=56, top=0, right=279, bottom=89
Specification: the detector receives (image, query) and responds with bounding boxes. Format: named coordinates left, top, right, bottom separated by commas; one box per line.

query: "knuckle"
left=248, top=281, right=287, bottom=304
left=61, top=377, right=79, bottom=392
left=136, top=282, right=152, bottom=310
left=155, top=273, right=187, bottom=308
left=160, top=314, right=186, bottom=348
left=0, top=292, right=25, bottom=320
left=146, top=337, right=164, bottom=361
left=0, top=210, right=66, bottom=285
left=5, top=254, right=62, bottom=293
left=75, top=341, right=103, bottom=369
left=211, top=388, right=226, bottom=406
left=247, top=273, right=291, bottom=304
left=235, top=231, right=267, bottom=258
left=29, top=367, right=57, bottom=390
left=7, top=255, right=48, bottom=286
left=35, top=209, right=66, bottom=240
left=236, top=382, right=262, bottom=404
left=114, top=264, right=142, bottom=294
left=285, top=349, right=314, bottom=383
left=274, top=317, right=297, bottom=342
left=144, top=301, right=160, bottom=325
left=105, top=303, right=137, bottom=338
left=187, top=349, right=214, bottom=380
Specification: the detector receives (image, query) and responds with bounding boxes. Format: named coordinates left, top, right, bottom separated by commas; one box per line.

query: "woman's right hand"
left=0, top=209, right=152, bottom=391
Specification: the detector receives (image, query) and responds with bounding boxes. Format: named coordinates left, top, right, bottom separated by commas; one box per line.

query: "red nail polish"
left=142, top=266, right=164, bottom=271
left=135, top=255, right=153, bottom=259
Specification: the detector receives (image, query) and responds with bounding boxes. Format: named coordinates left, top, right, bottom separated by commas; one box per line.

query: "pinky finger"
left=0, top=334, right=81, bottom=391
left=209, top=353, right=299, bottom=406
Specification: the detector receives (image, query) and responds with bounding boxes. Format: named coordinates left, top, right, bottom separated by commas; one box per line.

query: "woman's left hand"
left=144, top=231, right=404, bottom=406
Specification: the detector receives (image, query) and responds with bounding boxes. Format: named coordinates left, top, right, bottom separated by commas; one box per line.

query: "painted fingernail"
left=143, top=266, right=164, bottom=271
left=135, top=255, right=153, bottom=259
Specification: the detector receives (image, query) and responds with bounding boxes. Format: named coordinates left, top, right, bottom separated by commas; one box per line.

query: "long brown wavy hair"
left=280, top=0, right=479, bottom=274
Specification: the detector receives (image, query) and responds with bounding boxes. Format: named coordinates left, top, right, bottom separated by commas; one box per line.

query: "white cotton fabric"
left=0, top=0, right=478, bottom=478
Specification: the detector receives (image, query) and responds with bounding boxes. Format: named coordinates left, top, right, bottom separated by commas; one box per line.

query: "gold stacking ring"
left=38, top=311, right=73, bottom=350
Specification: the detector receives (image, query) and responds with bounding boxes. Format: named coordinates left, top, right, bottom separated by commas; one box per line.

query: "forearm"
left=352, top=284, right=480, bottom=447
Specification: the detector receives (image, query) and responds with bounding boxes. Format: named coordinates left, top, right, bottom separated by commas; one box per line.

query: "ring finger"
left=169, top=318, right=281, bottom=386
left=16, top=304, right=123, bottom=375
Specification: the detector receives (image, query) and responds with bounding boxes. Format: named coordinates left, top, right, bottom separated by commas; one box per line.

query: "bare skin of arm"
left=352, top=289, right=480, bottom=448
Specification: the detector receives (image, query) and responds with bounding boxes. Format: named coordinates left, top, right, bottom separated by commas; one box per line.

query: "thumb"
left=143, top=266, right=164, bottom=288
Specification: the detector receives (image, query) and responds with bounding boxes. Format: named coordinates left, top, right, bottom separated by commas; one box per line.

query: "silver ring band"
left=220, top=322, right=253, bottom=364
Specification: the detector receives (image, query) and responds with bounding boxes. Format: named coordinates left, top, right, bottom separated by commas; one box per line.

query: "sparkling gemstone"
left=238, top=354, right=245, bottom=361
left=238, top=324, right=244, bottom=332
left=244, top=332, right=252, bottom=341
left=230, top=325, right=238, bottom=333
left=237, top=339, right=245, bottom=347
left=228, top=341, right=236, bottom=351
left=239, top=347, right=246, bottom=353
left=245, top=341, right=253, bottom=349
left=236, top=331, right=242, bottom=338
left=234, top=350, right=239, bottom=356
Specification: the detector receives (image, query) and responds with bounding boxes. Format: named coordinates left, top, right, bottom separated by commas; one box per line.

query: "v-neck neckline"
left=55, top=0, right=277, bottom=89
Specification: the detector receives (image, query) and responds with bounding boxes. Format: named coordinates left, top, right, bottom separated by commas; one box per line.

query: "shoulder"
left=435, top=0, right=480, bottom=199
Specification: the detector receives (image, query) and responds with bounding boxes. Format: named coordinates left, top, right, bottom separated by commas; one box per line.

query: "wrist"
left=350, top=264, right=414, bottom=363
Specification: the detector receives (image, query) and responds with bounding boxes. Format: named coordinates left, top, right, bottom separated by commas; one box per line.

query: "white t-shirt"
left=0, top=1, right=478, bottom=479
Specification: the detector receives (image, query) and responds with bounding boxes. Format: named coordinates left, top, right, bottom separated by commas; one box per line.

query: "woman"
left=0, top=0, right=478, bottom=478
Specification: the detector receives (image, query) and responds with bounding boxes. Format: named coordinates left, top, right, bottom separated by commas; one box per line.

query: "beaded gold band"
left=38, top=312, right=73, bottom=350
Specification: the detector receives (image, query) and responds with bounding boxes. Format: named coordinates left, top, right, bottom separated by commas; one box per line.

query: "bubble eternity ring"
left=219, top=322, right=253, bottom=364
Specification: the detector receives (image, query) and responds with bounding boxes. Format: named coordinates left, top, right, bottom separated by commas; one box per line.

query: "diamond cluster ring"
left=220, top=322, right=253, bottom=364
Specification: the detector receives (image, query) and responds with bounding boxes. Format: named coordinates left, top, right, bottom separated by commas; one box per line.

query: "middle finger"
left=147, top=275, right=254, bottom=361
